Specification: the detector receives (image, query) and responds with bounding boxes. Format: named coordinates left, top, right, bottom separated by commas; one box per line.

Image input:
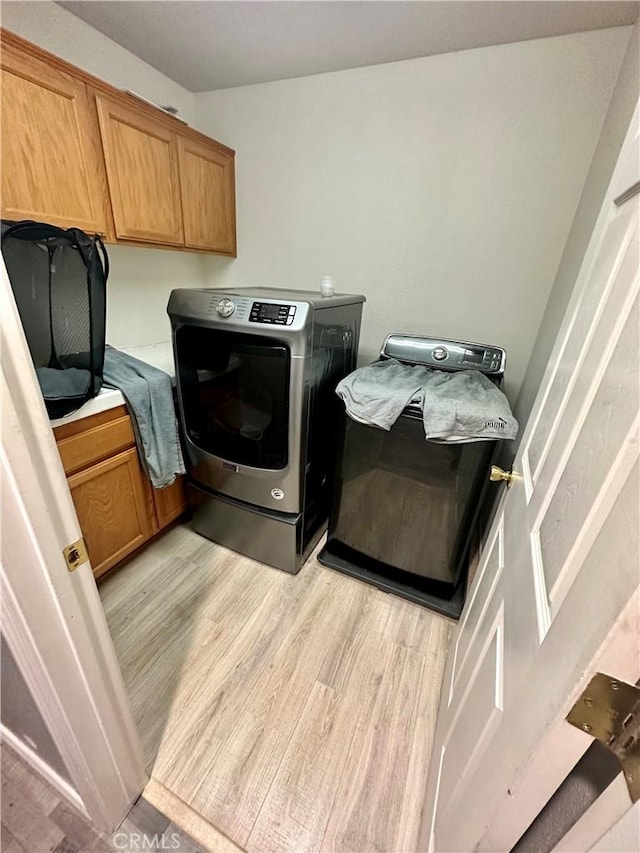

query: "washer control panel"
left=381, top=334, right=506, bottom=375
left=461, top=344, right=505, bottom=372
left=249, top=301, right=297, bottom=326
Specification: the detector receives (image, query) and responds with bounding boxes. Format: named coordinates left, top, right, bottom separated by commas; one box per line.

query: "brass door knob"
left=490, top=465, right=518, bottom=488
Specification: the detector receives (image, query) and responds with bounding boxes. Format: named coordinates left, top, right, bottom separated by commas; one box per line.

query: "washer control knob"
left=216, top=298, right=235, bottom=318
left=432, top=346, right=448, bottom=361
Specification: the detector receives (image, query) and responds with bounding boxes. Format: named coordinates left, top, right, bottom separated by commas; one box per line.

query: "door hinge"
left=63, top=537, right=89, bottom=572
left=566, top=672, right=640, bottom=803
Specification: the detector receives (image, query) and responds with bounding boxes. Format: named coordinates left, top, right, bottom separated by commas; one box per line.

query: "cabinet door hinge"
left=63, top=537, right=89, bottom=572
left=566, top=672, right=640, bottom=803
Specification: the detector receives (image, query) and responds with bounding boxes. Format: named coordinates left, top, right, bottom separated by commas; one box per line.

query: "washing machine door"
left=175, top=325, right=291, bottom=472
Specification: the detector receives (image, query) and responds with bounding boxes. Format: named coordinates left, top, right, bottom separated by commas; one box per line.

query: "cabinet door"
left=95, top=95, right=184, bottom=245
left=68, top=447, right=156, bottom=579
left=153, top=476, right=187, bottom=529
left=177, top=135, right=236, bottom=254
left=0, top=42, right=108, bottom=234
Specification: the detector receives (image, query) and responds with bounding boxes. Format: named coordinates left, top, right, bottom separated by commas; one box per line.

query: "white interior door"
left=1, top=257, right=148, bottom=831
left=419, top=102, right=640, bottom=852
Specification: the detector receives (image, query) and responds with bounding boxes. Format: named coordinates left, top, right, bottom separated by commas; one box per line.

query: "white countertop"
left=119, top=342, right=176, bottom=377
left=50, top=342, right=175, bottom=428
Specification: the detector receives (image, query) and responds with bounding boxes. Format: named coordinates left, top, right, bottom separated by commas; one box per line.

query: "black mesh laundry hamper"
left=2, top=220, right=109, bottom=418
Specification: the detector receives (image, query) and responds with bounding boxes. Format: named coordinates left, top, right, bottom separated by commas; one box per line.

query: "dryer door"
left=175, top=325, right=290, bottom=471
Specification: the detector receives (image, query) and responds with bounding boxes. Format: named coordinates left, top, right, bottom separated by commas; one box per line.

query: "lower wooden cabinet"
left=67, top=447, right=156, bottom=577
left=154, top=476, right=188, bottom=529
left=54, top=404, right=187, bottom=579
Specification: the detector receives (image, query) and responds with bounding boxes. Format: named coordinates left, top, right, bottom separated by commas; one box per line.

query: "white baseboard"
left=1, top=722, right=89, bottom=818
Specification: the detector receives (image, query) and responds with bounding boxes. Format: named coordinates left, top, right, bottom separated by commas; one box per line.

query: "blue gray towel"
left=103, top=347, right=185, bottom=488
left=336, top=359, right=518, bottom=442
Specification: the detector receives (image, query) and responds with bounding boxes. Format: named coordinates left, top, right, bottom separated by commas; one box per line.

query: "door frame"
left=481, top=593, right=640, bottom=851
left=1, top=258, right=147, bottom=831
left=555, top=771, right=638, bottom=851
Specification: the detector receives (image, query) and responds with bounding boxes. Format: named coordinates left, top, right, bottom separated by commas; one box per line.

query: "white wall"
left=515, top=23, right=639, bottom=428
left=1, top=1, right=205, bottom=347
left=195, top=27, right=630, bottom=401
left=104, top=246, right=203, bottom=348
left=1, top=5, right=632, bottom=384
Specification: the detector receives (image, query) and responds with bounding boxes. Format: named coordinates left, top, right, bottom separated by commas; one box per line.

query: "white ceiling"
left=57, top=1, right=638, bottom=92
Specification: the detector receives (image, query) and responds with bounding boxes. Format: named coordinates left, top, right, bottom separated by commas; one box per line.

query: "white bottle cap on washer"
left=320, top=275, right=335, bottom=297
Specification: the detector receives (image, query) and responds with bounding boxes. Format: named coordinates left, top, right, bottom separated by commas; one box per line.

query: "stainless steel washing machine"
left=168, top=287, right=365, bottom=573
left=318, top=334, right=507, bottom=618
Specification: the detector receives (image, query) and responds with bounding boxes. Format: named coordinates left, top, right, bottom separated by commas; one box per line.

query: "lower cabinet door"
left=153, top=476, right=187, bottom=529
left=68, top=447, right=156, bottom=578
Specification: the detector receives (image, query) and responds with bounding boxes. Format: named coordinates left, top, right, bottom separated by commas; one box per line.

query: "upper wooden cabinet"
left=0, top=30, right=237, bottom=256
left=0, top=41, right=109, bottom=235
left=178, top=135, right=236, bottom=255
left=95, top=95, right=185, bottom=246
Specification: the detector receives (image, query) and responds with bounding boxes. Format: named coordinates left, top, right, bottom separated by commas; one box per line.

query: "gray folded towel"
left=335, top=359, right=518, bottom=442
left=336, top=358, right=431, bottom=430
left=103, top=347, right=185, bottom=488
left=421, top=370, right=518, bottom=442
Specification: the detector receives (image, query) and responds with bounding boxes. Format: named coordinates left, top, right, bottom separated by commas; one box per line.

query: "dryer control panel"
left=381, top=334, right=506, bottom=375
left=197, top=293, right=308, bottom=330
left=249, top=301, right=297, bottom=325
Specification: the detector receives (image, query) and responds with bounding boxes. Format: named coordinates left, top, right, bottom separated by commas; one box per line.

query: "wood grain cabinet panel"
left=1, top=31, right=236, bottom=256
left=54, top=405, right=188, bottom=579
left=67, top=448, right=156, bottom=579
left=153, top=477, right=187, bottom=529
left=177, top=136, right=236, bottom=254
left=55, top=406, right=135, bottom=476
left=95, top=95, right=184, bottom=246
left=0, top=43, right=109, bottom=234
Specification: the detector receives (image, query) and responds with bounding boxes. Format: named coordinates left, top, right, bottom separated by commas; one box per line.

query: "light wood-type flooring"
left=99, top=524, right=453, bottom=853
